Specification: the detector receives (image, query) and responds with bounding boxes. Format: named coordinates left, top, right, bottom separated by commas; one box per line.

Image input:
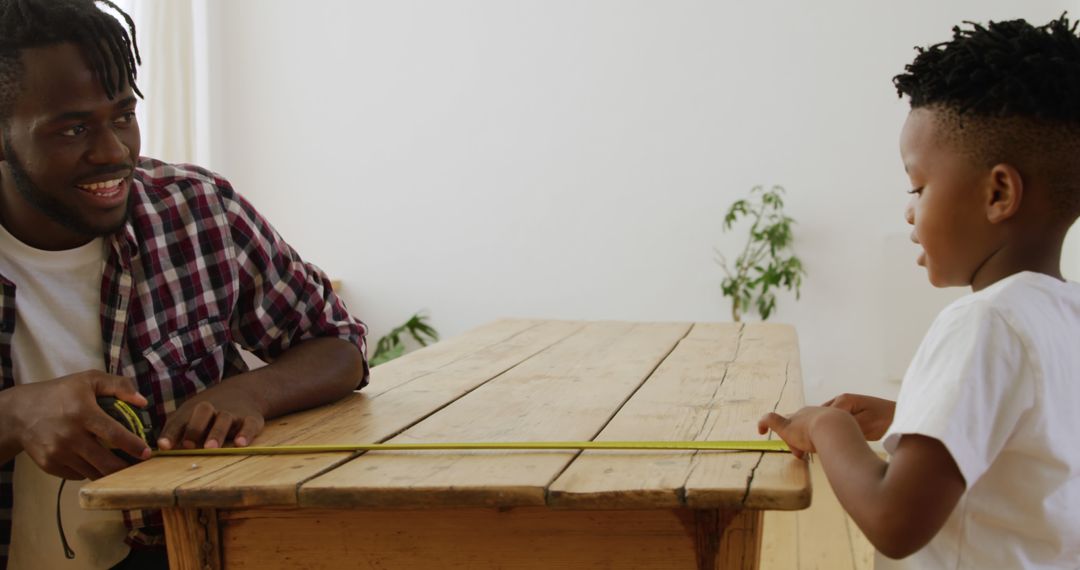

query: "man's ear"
left=985, top=163, right=1023, bottom=224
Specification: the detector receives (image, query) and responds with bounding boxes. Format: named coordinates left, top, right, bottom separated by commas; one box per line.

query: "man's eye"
left=115, top=112, right=136, bottom=125
left=61, top=125, right=87, bottom=137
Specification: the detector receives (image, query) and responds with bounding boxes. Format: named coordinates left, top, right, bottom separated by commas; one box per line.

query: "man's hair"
left=0, top=0, right=140, bottom=122
left=894, top=14, right=1080, bottom=221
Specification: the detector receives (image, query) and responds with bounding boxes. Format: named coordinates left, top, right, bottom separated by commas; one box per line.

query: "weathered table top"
left=82, top=319, right=810, bottom=513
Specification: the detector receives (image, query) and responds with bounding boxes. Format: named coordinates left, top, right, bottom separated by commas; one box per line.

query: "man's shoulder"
left=131, top=157, right=237, bottom=205
left=126, top=157, right=251, bottom=242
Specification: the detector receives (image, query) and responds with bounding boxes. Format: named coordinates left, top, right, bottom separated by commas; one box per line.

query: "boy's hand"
left=14, top=371, right=151, bottom=480
left=758, top=406, right=847, bottom=459
left=821, top=393, right=896, bottom=441
left=158, top=381, right=266, bottom=450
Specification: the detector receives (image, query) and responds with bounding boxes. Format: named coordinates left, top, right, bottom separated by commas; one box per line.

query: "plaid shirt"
left=0, top=158, right=368, bottom=566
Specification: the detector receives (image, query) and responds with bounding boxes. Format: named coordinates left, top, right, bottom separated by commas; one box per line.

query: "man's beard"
left=2, top=135, right=131, bottom=239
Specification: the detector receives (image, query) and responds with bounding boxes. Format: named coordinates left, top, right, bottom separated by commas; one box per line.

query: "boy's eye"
left=60, top=125, right=87, bottom=137
left=907, top=187, right=924, bottom=196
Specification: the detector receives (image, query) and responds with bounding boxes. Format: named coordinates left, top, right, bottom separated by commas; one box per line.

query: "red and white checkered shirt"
left=0, top=158, right=368, bottom=565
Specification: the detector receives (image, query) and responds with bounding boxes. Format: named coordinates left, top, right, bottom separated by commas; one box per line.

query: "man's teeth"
left=77, top=178, right=123, bottom=192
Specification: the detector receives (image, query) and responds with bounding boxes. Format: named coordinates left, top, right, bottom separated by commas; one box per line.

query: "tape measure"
left=152, top=439, right=789, bottom=456
left=96, top=396, right=149, bottom=462
left=96, top=398, right=789, bottom=456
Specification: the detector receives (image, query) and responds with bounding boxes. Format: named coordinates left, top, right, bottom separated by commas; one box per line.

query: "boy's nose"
left=904, top=200, right=915, bottom=225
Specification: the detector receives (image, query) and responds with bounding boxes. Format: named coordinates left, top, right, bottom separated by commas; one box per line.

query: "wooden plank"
left=848, top=515, right=875, bottom=570
left=549, top=323, right=806, bottom=510
left=298, top=321, right=691, bottom=509
left=363, top=318, right=545, bottom=396
left=684, top=324, right=810, bottom=510
left=81, top=319, right=578, bottom=510
left=215, top=507, right=760, bottom=570
left=547, top=323, right=745, bottom=508
left=759, top=510, right=798, bottom=570
left=162, top=508, right=220, bottom=570
left=170, top=319, right=584, bottom=508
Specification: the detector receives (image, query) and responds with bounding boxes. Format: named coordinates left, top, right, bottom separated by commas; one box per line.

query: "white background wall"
left=197, top=1, right=1078, bottom=404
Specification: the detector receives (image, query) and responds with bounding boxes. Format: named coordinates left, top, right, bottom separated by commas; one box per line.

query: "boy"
left=759, top=14, right=1080, bottom=569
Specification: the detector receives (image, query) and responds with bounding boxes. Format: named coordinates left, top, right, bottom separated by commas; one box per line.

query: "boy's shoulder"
left=946, top=271, right=1077, bottom=313
left=935, top=271, right=1080, bottom=346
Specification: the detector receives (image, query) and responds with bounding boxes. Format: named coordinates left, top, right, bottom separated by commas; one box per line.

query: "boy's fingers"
left=757, top=412, right=787, bottom=433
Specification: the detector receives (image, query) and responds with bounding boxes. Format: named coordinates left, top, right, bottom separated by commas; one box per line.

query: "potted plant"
left=371, top=312, right=440, bottom=366
left=716, top=185, right=806, bottom=322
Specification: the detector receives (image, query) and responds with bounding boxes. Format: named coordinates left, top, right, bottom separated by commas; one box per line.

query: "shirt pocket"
left=142, top=318, right=231, bottom=372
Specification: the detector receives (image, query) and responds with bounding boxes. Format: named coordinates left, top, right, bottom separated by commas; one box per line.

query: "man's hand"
left=11, top=371, right=151, bottom=480
left=821, top=393, right=896, bottom=441
left=158, top=381, right=266, bottom=450
left=758, top=406, right=849, bottom=459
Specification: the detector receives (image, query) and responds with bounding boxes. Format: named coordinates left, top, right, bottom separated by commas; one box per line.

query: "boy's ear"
left=984, top=163, right=1023, bottom=224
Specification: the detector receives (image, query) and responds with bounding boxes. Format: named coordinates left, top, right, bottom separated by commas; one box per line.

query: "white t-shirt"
left=878, top=271, right=1080, bottom=570
left=0, top=223, right=130, bottom=570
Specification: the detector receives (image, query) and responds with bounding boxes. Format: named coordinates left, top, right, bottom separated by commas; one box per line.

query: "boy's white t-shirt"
left=0, top=223, right=130, bottom=570
left=878, top=271, right=1080, bottom=570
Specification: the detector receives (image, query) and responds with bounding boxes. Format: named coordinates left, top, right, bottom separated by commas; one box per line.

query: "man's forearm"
left=224, top=337, right=365, bottom=420
left=0, top=387, right=24, bottom=463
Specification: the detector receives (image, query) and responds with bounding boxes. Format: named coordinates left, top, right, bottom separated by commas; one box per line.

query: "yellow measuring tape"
left=153, top=439, right=789, bottom=456
left=99, top=398, right=790, bottom=457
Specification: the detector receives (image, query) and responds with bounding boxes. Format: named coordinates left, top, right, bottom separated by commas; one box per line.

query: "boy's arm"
left=760, top=407, right=965, bottom=559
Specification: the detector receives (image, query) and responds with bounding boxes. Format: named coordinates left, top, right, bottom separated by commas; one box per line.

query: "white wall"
left=203, top=0, right=1076, bottom=404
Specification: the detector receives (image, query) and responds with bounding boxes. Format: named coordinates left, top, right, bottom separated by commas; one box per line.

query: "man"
left=0, top=1, right=369, bottom=568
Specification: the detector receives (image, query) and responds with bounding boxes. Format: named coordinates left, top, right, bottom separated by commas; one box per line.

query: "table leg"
left=162, top=507, right=221, bottom=570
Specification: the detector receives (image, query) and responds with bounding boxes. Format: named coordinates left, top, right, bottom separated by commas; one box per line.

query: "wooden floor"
left=761, top=459, right=875, bottom=570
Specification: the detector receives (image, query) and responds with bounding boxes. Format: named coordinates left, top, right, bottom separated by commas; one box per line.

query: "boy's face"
left=0, top=42, right=140, bottom=251
left=900, top=108, right=997, bottom=288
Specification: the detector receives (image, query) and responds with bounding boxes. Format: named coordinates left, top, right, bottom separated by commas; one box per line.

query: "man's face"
left=900, top=108, right=996, bottom=288
left=0, top=42, right=140, bottom=250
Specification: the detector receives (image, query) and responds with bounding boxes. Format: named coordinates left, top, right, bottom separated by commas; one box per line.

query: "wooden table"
left=82, top=320, right=810, bottom=569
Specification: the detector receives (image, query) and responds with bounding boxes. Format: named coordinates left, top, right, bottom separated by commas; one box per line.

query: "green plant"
left=371, top=312, right=440, bottom=366
left=716, top=185, right=806, bottom=322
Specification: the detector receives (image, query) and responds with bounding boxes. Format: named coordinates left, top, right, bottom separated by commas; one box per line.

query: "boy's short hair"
left=894, top=14, right=1080, bottom=221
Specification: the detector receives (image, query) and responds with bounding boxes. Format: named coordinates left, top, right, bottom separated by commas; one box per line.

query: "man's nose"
left=85, top=127, right=128, bottom=165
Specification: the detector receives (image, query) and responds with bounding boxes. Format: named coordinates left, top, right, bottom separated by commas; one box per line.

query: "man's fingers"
left=87, top=410, right=151, bottom=461
left=90, top=374, right=147, bottom=408
left=233, top=416, right=264, bottom=447
left=181, top=402, right=216, bottom=448
left=157, top=415, right=185, bottom=450
left=60, top=453, right=101, bottom=481
left=204, top=412, right=235, bottom=449
left=78, top=438, right=131, bottom=477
